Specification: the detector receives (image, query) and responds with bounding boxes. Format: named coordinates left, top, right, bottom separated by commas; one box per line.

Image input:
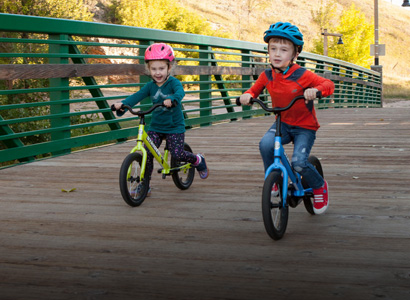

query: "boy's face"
left=268, top=38, right=298, bottom=71
left=148, top=60, right=170, bottom=85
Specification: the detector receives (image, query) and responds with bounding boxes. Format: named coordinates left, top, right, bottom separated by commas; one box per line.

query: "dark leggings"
left=145, top=131, right=197, bottom=179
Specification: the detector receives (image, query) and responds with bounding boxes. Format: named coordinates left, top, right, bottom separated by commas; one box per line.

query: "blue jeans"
left=259, top=122, right=324, bottom=189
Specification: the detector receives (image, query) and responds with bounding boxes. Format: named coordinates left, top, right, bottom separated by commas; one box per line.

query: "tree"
left=311, top=0, right=337, bottom=32
left=109, top=0, right=228, bottom=38
left=0, top=0, right=93, bottom=20
left=108, top=0, right=231, bottom=84
left=0, top=0, right=94, bottom=152
left=333, top=4, right=373, bottom=68
left=311, top=3, right=373, bottom=68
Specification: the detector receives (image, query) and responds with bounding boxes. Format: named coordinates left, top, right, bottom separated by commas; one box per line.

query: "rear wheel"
left=119, top=153, right=149, bottom=207
left=302, top=155, right=324, bottom=215
left=262, top=171, right=289, bottom=240
left=171, top=143, right=195, bottom=190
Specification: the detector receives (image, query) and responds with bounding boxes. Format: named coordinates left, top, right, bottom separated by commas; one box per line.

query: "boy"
left=239, top=22, right=334, bottom=214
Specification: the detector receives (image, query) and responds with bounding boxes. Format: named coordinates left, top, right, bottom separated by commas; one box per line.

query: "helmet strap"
left=271, top=63, right=294, bottom=75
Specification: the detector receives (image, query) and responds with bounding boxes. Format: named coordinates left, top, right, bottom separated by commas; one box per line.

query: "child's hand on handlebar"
left=163, top=99, right=173, bottom=108
left=239, top=93, right=253, bottom=106
left=304, top=88, right=319, bottom=103
left=111, top=102, right=124, bottom=112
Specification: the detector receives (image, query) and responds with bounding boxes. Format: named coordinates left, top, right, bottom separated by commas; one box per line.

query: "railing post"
left=371, top=65, right=383, bottom=107
left=210, top=53, right=236, bottom=120
left=199, top=45, right=212, bottom=127
left=344, top=68, right=353, bottom=108
left=241, top=50, right=252, bottom=118
left=138, top=41, right=152, bottom=106
left=49, top=34, right=70, bottom=156
left=355, top=71, right=365, bottom=107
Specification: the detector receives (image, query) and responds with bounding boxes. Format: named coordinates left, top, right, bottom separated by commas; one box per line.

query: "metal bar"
left=49, top=33, right=71, bottom=156
left=0, top=13, right=382, bottom=168
left=67, top=37, right=124, bottom=139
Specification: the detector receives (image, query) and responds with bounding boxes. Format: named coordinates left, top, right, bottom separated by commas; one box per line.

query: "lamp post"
left=371, top=0, right=384, bottom=75
left=321, top=29, right=343, bottom=56
left=374, top=0, right=380, bottom=66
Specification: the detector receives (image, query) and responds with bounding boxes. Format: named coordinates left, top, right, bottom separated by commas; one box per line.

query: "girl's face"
left=148, top=60, right=170, bottom=85
left=268, top=38, right=298, bottom=72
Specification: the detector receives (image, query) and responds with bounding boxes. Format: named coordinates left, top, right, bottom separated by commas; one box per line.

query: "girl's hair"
left=145, top=59, right=175, bottom=76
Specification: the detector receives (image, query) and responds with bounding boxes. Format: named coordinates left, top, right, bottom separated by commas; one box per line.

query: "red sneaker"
left=271, top=183, right=279, bottom=196
left=313, top=180, right=329, bottom=214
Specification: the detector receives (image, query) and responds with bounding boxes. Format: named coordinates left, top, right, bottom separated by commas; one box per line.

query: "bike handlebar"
left=111, top=101, right=176, bottom=116
left=236, top=91, right=322, bottom=114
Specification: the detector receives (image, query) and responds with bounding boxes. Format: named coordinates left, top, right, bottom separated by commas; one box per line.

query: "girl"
left=112, top=43, right=209, bottom=196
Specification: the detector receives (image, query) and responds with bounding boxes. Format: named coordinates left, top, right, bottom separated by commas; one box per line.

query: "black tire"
left=302, top=155, right=324, bottom=215
left=171, top=143, right=195, bottom=190
left=262, top=171, right=289, bottom=240
left=119, top=153, right=149, bottom=207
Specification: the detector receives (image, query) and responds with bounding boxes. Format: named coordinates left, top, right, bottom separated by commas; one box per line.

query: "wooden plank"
left=1, top=106, right=410, bottom=299
left=323, top=72, right=381, bottom=88
left=0, top=64, right=267, bottom=80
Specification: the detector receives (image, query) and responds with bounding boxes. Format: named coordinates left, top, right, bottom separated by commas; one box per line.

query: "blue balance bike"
left=237, top=92, right=324, bottom=240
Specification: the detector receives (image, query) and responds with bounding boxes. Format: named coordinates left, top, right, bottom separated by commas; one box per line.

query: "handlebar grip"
left=236, top=97, right=255, bottom=106
left=111, top=103, right=126, bottom=112
left=316, top=91, right=322, bottom=99
left=236, top=97, right=241, bottom=106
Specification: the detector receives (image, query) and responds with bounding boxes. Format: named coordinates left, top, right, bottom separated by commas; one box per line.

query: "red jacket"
left=245, top=64, right=334, bottom=131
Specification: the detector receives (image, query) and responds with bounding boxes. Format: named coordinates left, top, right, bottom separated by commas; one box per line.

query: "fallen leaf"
left=62, top=188, right=77, bottom=193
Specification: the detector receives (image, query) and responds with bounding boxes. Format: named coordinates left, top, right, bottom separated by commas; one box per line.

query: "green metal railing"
left=0, top=13, right=382, bottom=168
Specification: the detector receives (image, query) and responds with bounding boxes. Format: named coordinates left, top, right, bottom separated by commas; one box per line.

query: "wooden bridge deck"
left=1, top=106, right=410, bottom=300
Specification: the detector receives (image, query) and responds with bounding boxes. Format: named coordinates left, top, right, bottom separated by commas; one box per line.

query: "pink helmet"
left=144, top=43, right=175, bottom=62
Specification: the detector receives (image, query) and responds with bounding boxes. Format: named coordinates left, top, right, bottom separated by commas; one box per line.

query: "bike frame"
left=264, top=117, right=313, bottom=206
left=127, top=122, right=192, bottom=181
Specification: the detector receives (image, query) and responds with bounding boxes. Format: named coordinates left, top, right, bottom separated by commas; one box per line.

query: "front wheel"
left=262, top=171, right=289, bottom=240
left=171, top=143, right=195, bottom=190
left=119, top=153, right=150, bottom=207
left=302, top=155, right=324, bottom=215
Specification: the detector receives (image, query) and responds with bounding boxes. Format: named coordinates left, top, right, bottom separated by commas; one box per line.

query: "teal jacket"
left=120, top=76, right=186, bottom=134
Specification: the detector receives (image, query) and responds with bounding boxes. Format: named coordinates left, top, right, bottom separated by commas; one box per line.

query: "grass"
left=383, top=76, right=410, bottom=100
left=178, top=0, right=410, bottom=100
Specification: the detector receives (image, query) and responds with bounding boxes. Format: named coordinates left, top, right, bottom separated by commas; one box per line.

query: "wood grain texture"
left=1, top=107, right=410, bottom=300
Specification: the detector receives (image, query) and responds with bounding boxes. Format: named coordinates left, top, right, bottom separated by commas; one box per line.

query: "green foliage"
left=311, top=0, right=337, bottom=30
left=108, top=0, right=231, bottom=85
left=0, top=0, right=93, bottom=20
left=109, top=0, right=229, bottom=38
left=311, top=3, right=373, bottom=68
left=0, top=0, right=94, bottom=147
left=334, top=4, right=373, bottom=68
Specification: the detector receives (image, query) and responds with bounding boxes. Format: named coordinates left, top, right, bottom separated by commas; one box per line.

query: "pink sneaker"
left=193, top=154, right=209, bottom=179
left=313, top=180, right=329, bottom=214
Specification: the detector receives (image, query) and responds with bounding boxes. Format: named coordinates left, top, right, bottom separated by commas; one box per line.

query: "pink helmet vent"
left=144, top=43, right=175, bottom=62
